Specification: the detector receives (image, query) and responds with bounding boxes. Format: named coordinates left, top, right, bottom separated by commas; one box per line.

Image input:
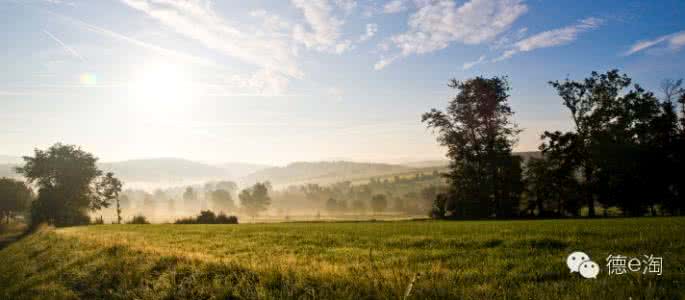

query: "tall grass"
left=0, top=218, right=683, bottom=299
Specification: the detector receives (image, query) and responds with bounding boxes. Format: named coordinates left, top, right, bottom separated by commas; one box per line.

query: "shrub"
left=127, top=215, right=150, bottom=224
left=215, top=213, right=238, bottom=224
left=175, top=210, right=238, bottom=224
left=92, top=216, right=104, bottom=225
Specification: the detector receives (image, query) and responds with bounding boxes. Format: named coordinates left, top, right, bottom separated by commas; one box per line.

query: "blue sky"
left=1, top=0, right=684, bottom=165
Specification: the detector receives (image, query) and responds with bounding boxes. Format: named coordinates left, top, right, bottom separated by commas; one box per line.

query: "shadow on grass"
left=0, top=222, right=30, bottom=251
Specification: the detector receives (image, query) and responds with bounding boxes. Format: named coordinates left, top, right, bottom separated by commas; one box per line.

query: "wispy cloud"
left=43, top=29, right=85, bottom=61
left=375, top=0, right=528, bottom=70
left=624, top=30, right=685, bottom=56
left=52, top=12, right=214, bottom=67
left=492, top=17, right=603, bottom=62
left=383, top=0, right=408, bottom=14
left=120, top=0, right=302, bottom=78
left=463, top=55, right=486, bottom=70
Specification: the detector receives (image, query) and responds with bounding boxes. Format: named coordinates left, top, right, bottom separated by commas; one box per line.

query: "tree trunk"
left=584, top=166, right=595, bottom=217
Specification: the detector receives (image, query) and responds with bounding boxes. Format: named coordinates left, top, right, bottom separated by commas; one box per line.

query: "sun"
left=129, top=62, right=193, bottom=120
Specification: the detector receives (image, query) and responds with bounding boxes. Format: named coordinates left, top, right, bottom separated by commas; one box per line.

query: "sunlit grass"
left=1, top=218, right=684, bottom=299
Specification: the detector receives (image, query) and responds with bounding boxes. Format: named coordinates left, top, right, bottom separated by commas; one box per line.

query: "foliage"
left=543, top=70, right=684, bottom=216
left=127, top=215, right=149, bottom=224
left=174, top=210, right=238, bottom=224
left=370, top=194, right=388, bottom=213
left=182, top=187, right=196, bottom=211
left=0, top=178, right=32, bottom=223
left=15, top=143, right=122, bottom=226
left=423, top=76, right=523, bottom=218
left=523, top=157, right=581, bottom=217
left=209, top=189, right=234, bottom=212
left=97, top=173, right=123, bottom=224
left=239, top=182, right=271, bottom=217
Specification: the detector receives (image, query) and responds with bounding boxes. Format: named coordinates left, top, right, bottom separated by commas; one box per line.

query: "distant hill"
left=399, top=151, right=541, bottom=168
left=216, top=162, right=271, bottom=179
left=240, top=161, right=411, bottom=186
left=0, top=164, right=20, bottom=179
left=0, top=155, right=22, bottom=165
left=99, top=158, right=231, bottom=183
left=400, top=160, right=449, bottom=168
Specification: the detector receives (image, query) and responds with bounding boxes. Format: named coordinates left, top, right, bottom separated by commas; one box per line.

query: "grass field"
left=1, top=218, right=684, bottom=299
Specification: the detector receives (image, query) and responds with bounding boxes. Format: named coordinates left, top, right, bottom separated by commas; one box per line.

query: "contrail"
left=43, top=29, right=85, bottom=62
left=48, top=11, right=214, bottom=67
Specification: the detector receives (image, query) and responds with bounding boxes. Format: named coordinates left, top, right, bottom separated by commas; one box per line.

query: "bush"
left=127, top=215, right=149, bottom=224
left=92, top=216, right=104, bottom=225
left=215, top=213, right=238, bottom=224
left=175, top=210, right=238, bottom=224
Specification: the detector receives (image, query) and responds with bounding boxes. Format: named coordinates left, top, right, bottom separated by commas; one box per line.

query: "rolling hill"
left=239, top=161, right=412, bottom=186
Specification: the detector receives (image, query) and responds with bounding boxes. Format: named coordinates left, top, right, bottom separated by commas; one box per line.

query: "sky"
left=1, top=0, right=684, bottom=166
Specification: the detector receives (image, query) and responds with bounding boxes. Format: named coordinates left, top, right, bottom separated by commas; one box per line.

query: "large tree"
left=210, top=189, right=235, bottom=213
left=0, top=178, right=32, bottom=223
left=15, top=143, right=121, bottom=226
left=239, top=182, right=271, bottom=218
left=183, top=187, right=196, bottom=211
left=370, top=194, right=388, bottom=214
left=422, top=76, right=523, bottom=219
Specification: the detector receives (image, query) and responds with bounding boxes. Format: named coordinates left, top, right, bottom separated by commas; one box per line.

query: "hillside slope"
left=240, top=161, right=411, bottom=186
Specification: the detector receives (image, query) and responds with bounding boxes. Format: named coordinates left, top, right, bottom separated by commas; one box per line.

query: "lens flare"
left=79, top=73, right=97, bottom=86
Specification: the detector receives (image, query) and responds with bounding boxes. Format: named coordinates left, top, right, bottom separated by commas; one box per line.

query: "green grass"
left=1, top=218, right=684, bottom=299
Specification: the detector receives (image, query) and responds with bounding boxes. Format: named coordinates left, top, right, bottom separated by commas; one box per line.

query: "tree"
left=183, top=187, right=196, bottom=211
left=370, top=194, right=388, bottom=214
left=430, top=193, right=448, bottom=219
left=422, top=76, right=523, bottom=219
left=544, top=70, right=672, bottom=216
left=239, top=182, right=271, bottom=218
left=0, top=178, right=32, bottom=223
left=15, top=143, right=121, bottom=226
left=325, top=197, right=338, bottom=213
left=210, top=189, right=235, bottom=212
left=524, top=157, right=581, bottom=217
left=351, top=199, right=366, bottom=212
left=97, top=173, right=123, bottom=224
left=661, top=78, right=683, bottom=104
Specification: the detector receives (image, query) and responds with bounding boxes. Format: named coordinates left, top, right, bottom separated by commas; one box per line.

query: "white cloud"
left=462, top=55, right=486, bottom=69
left=383, top=0, right=408, bottom=14
left=359, top=23, right=378, bottom=42
left=120, top=0, right=302, bottom=78
left=624, top=30, right=685, bottom=56
left=375, top=0, right=528, bottom=69
left=292, top=0, right=351, bottom=54
left=493, top=17, right=603, bottom=62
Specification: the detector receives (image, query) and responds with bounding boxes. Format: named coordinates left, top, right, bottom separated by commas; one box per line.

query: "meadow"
left=0, top=217, right=683, bottom=299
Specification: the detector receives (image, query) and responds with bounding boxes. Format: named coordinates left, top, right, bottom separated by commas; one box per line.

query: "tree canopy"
left=423, top=76, right=523, bottom=219
left=15, top=143, right=122, bottom=226
left=0, top=178, right=32, bottom=223
left=239, top=182, right=271, bottom=218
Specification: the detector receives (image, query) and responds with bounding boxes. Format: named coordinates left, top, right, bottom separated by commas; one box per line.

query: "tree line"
left=0, top=143, right=273, bottom=227
left=425, top=70, right=684, bottom=219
